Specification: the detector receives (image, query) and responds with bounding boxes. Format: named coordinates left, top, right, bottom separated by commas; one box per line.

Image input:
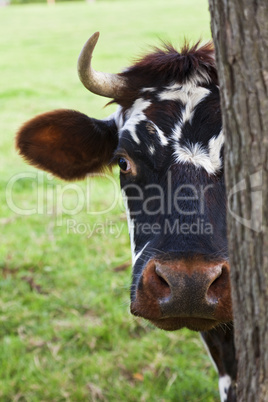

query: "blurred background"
left=0, top=0, right=219, bottom=400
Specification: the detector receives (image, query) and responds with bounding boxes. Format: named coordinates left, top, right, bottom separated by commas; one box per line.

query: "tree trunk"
left=208, top=1, right=268, bottom=401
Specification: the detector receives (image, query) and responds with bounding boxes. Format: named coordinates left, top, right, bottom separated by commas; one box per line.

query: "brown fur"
left=16, top=109, right=118, bottom=180
left=113, top=41, right=217, bottom=110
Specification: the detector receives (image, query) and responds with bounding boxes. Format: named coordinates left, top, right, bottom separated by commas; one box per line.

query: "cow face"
left=115, top=85, right=231, bottom=332
left=16, top=33, right=232, bottom=333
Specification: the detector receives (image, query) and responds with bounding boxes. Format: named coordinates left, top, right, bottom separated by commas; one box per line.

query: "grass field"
left=0, top=1, right=220, bottom=400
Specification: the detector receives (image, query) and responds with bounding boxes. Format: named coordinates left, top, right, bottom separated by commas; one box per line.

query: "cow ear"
left=16, top=109, right=118, bottom=180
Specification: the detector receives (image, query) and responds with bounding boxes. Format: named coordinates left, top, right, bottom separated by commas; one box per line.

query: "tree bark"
left=208, top=1, right=268, bottom=401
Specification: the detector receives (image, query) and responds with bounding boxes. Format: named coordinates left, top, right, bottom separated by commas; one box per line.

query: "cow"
left=16, top=32, right=237, bottom=401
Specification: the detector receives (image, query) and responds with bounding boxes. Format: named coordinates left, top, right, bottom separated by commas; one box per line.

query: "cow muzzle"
left=130, top=258, right=232, bottom=331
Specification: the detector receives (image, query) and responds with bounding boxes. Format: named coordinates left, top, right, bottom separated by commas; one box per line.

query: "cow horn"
left=77, top=32, right=127, bottom=99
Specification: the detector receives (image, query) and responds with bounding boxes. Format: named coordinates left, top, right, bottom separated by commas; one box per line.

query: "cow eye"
left=118, top=157, right=131, bottom=173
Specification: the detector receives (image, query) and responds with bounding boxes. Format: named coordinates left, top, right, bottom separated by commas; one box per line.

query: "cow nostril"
left=206, top=265, right=227, bottom=302
left=158, top=274, right=169, bottom=288
left=155, top=264, right=170, bottom=288
left=210, top=270, right=222, bottom=287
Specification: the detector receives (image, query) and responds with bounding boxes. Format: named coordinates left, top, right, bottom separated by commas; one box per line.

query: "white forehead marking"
left=167, top=82, right=223, bottom=174
left=190, top=69, right=212, bottom=86
left=154, top=123, right=169, bottom=146
left=159, top=82, right=210, bottom=109
left=159, top=83, right=210, bottom=132
left=172, top=122, right=182, bottom=141
left=120, top=98, right=169, bottom=147
left=172, top=124, right=224, bottom=174
left=208, top=130, right=225, bottom=172
left=158, top=83, right=183, bottom=101
left=219, top=375, right=232, bottom=402
left=182, top=86, right=210, bottom=123
left=174, top=142, right=211, bottom=172
left=121, top=98, right=151, bottom=144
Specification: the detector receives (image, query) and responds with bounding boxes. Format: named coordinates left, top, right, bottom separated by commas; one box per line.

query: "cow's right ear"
left=16, top=109, right=118, bottom=180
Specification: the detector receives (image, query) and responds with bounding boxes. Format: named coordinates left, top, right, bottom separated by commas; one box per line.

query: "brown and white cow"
left=16, top=32, right=237, bottom=401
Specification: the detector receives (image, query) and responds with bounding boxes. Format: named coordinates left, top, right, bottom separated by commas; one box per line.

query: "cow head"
left=16, top=32, right=232, bottom=333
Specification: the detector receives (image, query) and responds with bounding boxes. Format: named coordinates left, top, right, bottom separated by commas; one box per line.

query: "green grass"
left=0, top=1, right=219, bottom=400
